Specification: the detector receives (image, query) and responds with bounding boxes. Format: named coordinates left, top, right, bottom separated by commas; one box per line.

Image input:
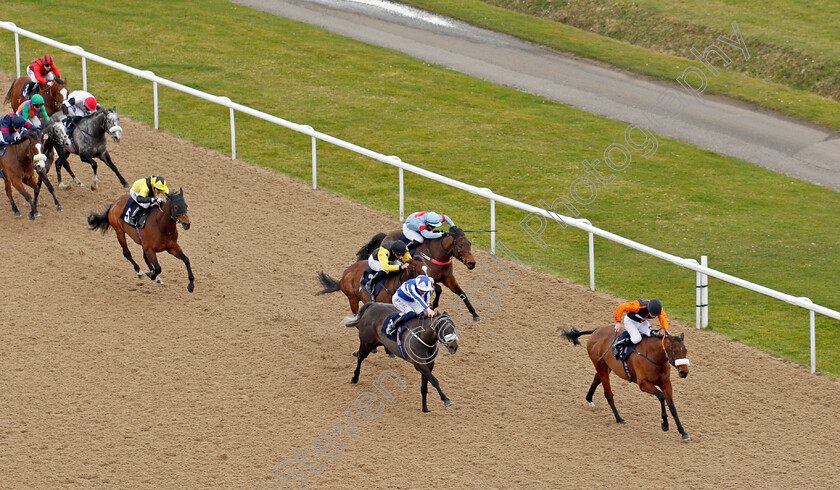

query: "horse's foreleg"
left=100, top=151, right=128, bottom=188
left=4, top=180, right=21, bottom=217
left=12, top=178, right=38, bottom=220
left=143, top=248, right=163, bottom=284
left=640, top=380, right=669, bottom=432
left=443, top=276, right=480, bottom=322
left=415, top=362, right=452, bottom=410
left=115, top=228, right=142, bottom=277
left=586, top=374, right=601, bottom=407
left=36, top=173, right=63, bottom=211
left=168, top=244, right=195, bottom=293
left=80, top=154, right=98, bottom=190
left=597, top=363, right=624, bottom=423
left=420, top=374, right=429, bottom=413
left=662, top=381, right=690, bottom=440
left=432, top=284, right=442, bottom=309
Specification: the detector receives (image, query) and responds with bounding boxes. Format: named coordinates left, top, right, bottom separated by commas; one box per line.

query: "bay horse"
left=344, top=302, right=459, bottom=412
left=87, top=189, right=194, bottom=292
left=0, top=130, right=51, bottom=219
left=561, top=326, right=691, bottom=440
left=317, top=258, right=426, bottom=314
left=355, top=226, right=481, bottom=321
left=5, top=76, right=68, bottom=116
left=48, top=108, right=127, bottom=190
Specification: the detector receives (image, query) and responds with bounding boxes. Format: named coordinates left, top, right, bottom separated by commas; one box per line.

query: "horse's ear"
left=179, top=187, right=183, bottom=196
left=679, top=332, right=685, bottom=340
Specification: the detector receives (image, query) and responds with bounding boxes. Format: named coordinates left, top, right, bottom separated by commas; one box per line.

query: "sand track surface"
left=1, top=72, right=839, bottom=488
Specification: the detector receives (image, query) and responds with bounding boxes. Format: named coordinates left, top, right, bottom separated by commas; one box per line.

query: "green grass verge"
left=401, top=0, right=840, bottom=131
left=1, top=0, right=838, bottom=375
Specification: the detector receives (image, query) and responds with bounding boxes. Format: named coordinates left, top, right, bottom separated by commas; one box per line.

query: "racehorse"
left=317, top=258, right=426, bottom=314
left=87, top=189, right=195, bottom=292
left=31, top=122, right=72, bottom=211
left=561, top=326, right=691, bottom=440
left=344, top=302, right=459, bottom=412
left=355, top=226, right=481, bottom=321
left=48, top=108, right=127, bottom=190
left=0, top=131, right=50, bottom=219
left=5, top=76, right=67, bottom=116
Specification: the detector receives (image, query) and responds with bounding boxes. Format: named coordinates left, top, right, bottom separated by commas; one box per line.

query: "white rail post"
left=14, top=31, right=20, bottom=77
left=71, top=46, right=87, bottom=90
left=490, top=197, right=496, bottom=255
left=143, top=71, right=158, bottom=129
left=579, top=219, right=595, bottom=291
left=798, top=297, right=816, bottom=373
left=392, top=156, right=403, bottom=220
left=701, top=255, right=709, bottom=327
left=218, top=97, right=235, bottom=159
left=300, top=126, right=316, bottom=189
left=695, top=265, right=702, bottom=329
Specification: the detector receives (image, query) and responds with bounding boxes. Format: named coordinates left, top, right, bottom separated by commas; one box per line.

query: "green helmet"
left=30, top=94, right=45, bottom=105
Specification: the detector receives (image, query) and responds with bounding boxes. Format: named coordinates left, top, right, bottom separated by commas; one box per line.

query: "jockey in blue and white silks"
left=388, top=275, right=435, bottom=335
left=403, top=211, right=455, bottom=247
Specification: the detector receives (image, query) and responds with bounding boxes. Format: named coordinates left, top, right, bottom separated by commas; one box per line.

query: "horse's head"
left=46, top=78, right=67, bottom=115
left=664, top=332, right=690, bottom=378
left=46, top=121, right=72, bottom=152
left=15, top=131, right=48, bottom=173
left=166, top=188, right=190, bottom=230
left=104, top=107, right=122, bottom=142
left=446, top=227, right=476, bottom=270
left=432, top=313, right=459, bottom=355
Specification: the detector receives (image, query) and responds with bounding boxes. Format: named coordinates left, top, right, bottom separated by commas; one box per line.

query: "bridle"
left=661, top=333, right=690, bottom=368
left=416, top=232, right=471, bottom=267
left=406, top=315, right=459, bottom=350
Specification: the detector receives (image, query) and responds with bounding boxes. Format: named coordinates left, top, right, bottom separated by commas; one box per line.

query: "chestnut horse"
left=0, top=130, right=54, bottom=219
left=344, top=302, right=459, bottom=412
left=5, top=77, right=67, bottom=116
left=355, top=226, right=481, bottom=321
left=87, top=189, right=194, bottom=292
left=561, top=326, right=691, bottom=440
left=317, top=258, right=425, bottom=313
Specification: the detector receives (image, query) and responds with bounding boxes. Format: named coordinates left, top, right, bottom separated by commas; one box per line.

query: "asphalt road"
left=232, top=0, right=840, bottom=190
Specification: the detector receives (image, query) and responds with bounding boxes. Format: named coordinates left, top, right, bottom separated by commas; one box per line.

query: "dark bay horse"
left=5, top=77, right=67, bottom=116
left=355, top=226, right=481, bottom=321
left=344, top=302, right=459, bottom=412
left=49, top=108, right=127, bottom=190
left=87, top=189, right=194, bottom=292
left=317, top=259, right=426, bottom=314
left=0, top=131, right=54, bottom=219
left=561, top=326, right=691, bottom=440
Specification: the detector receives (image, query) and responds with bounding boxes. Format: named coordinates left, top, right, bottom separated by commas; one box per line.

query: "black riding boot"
left=365, top=271, right=387, bottom=293
left=28, top=82, right=39, bottom=99
left=612, top=337, right=634, bottom=359
left=405, top=240, right=421, bottom=250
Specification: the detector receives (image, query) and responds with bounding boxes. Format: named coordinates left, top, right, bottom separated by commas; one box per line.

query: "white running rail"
left=2, top=21, right=835, bottom=374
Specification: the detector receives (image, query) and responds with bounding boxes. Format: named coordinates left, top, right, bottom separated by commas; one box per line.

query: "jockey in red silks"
left=26, top=54, right=63, bottom=98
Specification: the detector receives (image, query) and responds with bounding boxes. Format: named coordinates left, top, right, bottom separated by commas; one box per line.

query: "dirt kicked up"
left=1, top=72, right=839, bottom=487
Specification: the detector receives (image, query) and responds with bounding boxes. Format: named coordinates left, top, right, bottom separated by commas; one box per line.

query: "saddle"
left=380, top=312, right=407, bottom=359
left=360, top=268, right=398, bottom=301
left=21, top=81, right=34, bottom=99
left=613, top=332, right=637, bottom=362
left=121, top=199, right=151, bottom=228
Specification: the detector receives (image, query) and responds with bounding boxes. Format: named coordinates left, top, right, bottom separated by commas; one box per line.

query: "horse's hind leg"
left=639, top=380, right=668, bottom=432
left=36, top=173, right=63, bottom=211
left=115, top=228, right=142, bottom=277
left=143, top=248, right=163, bottom=284
left=351, top=343, right=373, bottom=384
left=167, top=244, right=195, bottom=293
left=585, top=374, right=601, bottom=407
left=597, top=363, right=624, bottom=424
left=100, top=151, right=128, bottom=188
left=4, top=180, right=21, bottom=218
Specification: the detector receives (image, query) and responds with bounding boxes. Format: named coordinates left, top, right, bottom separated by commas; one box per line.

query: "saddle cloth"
left=615, top=331, right=638, bottom=362
left=121, top=199, right=151, bottom=228
left=360, top=268, right=398, bottom=301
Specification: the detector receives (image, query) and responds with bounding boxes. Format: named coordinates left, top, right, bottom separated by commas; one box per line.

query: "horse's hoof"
left=74, top=178, right=83, bottom=187
left=352, top=350, right=359, bottom=358
left=662, top=422, right=670, bottom=432
left=56, top=205, right=64, bottom=212
left=14, top=212, right=22, bottom=218
left=422, top=408, right=431, bottom=413
left=28, top=212, right=41, bottom=220
left=90, top=184, right=97, bottom=191
left=350, top=377, right=358, bottom=384
left=587, top=401, right=596, bottom=408
left=122, top=183, right=130, bottom=189
left=473, top=316, right=481, bottom=322
left=58, top=181, right=69, bottom=189
left=187, top=283, right=194, bottom=293
left=371, top=347, right=378, bottom=354
left=444, top=399, right=454, bottom=407
left=681, top=434, right=691, bottom=441
left=388, top=353, right=398, bottom=359
left=617, top=418, right=626, bottom=424
left=155, top=278, right=165, bottom=285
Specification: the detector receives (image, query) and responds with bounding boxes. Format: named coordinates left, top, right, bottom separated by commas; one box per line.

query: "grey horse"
left=32, top=121, right=73, bottom=212
left=48, top=108, right=127, bottom=190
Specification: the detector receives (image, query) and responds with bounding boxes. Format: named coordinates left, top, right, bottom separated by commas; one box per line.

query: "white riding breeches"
left=368, top=255, right=384, bottom=272
left=130, top=189, right=152, bottom=209
left=26, top=68, right=54, bottom=83
left=623, top=316, right=652, bottom=344
left=26, top=115, right=42, bottom=129
left=402, top=223, right=424, bottom=244
left=393, top=294, right=425, bottom=316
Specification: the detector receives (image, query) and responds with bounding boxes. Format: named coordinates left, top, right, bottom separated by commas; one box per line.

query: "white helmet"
left=416, top=276, right=434, bottom=291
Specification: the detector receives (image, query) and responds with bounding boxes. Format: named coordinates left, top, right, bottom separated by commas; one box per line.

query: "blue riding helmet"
left=11, top=115, right=27, bottom=129
left=425, top=211, right=443, bottom=227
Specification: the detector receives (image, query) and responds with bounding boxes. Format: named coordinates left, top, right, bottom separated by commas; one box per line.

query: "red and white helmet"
left=42, top=54, right=53, bottom=66
left=84, top=97, right=98, bottom=112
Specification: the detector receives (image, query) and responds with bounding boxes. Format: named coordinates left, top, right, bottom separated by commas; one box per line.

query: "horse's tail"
left=87, top=205, right=112, bottom=233
left=355, top=233, right=387, bottom=262
left=317, top=271, right=341, bottom=295
left=343, top=302, right=374, bottom=329
left=3, top=79, right=14, bottom=105
left=560, top=327, right=596, bottom=346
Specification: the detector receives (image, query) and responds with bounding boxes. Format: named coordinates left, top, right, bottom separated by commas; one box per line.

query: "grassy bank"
left=1, top=0, right=838, bottom=374
left=401, top=0, right=840, bottom=131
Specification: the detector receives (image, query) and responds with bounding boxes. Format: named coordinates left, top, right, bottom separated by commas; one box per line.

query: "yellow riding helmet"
left=151, top=176, right=169, bottom=194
